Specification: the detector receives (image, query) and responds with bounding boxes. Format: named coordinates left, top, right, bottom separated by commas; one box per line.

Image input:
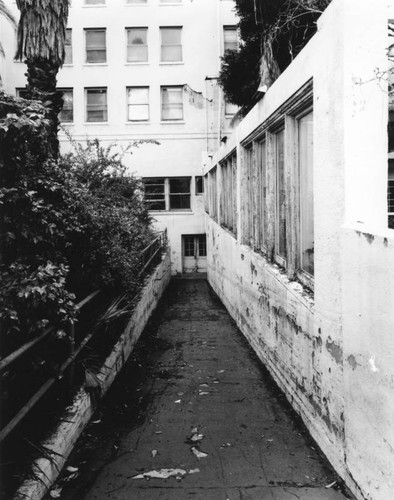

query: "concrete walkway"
left=55, top=279, right=352, bottom=500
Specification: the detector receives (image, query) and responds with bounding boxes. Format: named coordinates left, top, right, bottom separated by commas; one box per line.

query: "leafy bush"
left=0, top=91, right=155, bottom=345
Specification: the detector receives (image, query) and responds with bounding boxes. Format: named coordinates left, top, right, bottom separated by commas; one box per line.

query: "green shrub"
left=0, top=92, right=155, bottom=344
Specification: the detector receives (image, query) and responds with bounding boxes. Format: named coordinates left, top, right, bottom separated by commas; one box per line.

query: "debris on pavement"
left=199, top=391, right=209, bottom=395
left=174, top=399, right=181, bottom=403
left=132, top=468, right=200, bottom=480
left=151, top=450, right=158, bottom=457
left=66, top=466, right=78, bottom=473
left=325, top=480, right=337, bottom=489
left=191, top=447, right=208, bottom=459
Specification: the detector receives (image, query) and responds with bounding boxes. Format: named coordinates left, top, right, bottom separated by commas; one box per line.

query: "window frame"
left=223, top=25, right=238, bottom=54
left=127, top=86, right=149, bottom=122
left=85, top=28, right=107, bottom=64
left=85, top=87, right=108, bottom=123
left=58, top=88, right=74, bottom=123
left=126, top=27, right=148, bottom=63
left=161, top=85, right=184, bottom=121
left=160, top=26, right=183, bottom=63
left=64, top=28, right=72, bottom=65
left=143, top=177, right=192, bottom=212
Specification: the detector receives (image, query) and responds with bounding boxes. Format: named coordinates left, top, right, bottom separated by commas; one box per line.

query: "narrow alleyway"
left=55, top=278, right=352, bottom=500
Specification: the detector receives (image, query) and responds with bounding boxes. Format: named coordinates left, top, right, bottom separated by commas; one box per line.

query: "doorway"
left=182, top=234, right=207, bottom=273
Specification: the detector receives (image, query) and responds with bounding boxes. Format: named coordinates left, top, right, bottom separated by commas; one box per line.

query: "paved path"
left=56, top=278, right=352, bottom=500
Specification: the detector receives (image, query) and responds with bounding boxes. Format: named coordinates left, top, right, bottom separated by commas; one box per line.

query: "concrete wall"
left=204, top=0, right=394, bottom=499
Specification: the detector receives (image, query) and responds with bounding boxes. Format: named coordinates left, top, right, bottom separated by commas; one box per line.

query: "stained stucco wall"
left=205, top=0, right=394, bottom=499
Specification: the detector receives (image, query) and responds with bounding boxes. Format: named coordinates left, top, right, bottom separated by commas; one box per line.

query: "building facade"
left=204, top=1, right=394, bottom=499
left=0, top=0, right=238, bottom=274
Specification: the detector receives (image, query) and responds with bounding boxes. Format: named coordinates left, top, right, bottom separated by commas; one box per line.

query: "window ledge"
left=125, top=121, right=151, bottom=125
left=159, top=61, right=184, bottom=66
left=82, top=5, right=107, bottom=7
left=83, top=122, right=109, bottom=125
left=160, top=120, right=185, bottom=124
left=159, top=3, right=183, bottom=5
left=125, top=62, right=149, bottom=66
left=83, top=63, right=108, bottom=67
left=125, top=3, right=148, bottom=5
left=150, top=210, right=193, bottom=215
left=62, top=64, right=74, bottom=67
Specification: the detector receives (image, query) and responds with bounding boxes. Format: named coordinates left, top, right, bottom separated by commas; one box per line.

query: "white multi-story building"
left=0, top=0, right=239, bottom=274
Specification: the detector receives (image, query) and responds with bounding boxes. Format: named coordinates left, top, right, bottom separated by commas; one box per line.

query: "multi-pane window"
left=144, top=178, right=165, bottom=210
left=127, top=87, right=149, bottom=121
left=388, top=20, right=394, bottom=228
left=169, top=178, right=190, bottom=209
left=126, top=28, right=148, bottom=62
left=64, top=29, right=72, bottom=64
left=86, top=88, right=107, bottom=122
left=298, top=111, right=314, bottom=276
left=275, top=129, right=286, bottom=262
left=258, top=140, right=267, bottom=250
left=223, top=26, right=237, bottom=53
left=59, top=89, right=73, bottom=123
left=160, top=27, right=182, bottom=62
left=85, top=29, right=106, bottom=63
left=143, top=177, right=191, bottom=211
left=195, top=176, right=204, bottom=195
left=208, top=168, right=217, bottom=219
left=220, top=152, right=237, bottom=236
left=161, top=86, right=183, bottom=121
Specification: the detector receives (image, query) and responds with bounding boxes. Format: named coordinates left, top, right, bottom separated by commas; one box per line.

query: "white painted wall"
left=1, top=0, right=238, bottom=274
left=205, top=0, right=394, bottom=499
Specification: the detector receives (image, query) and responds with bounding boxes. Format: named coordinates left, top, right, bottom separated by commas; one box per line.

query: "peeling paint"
left=347, top=354, right=359, bottom=371
left=325, top=338, right=343, bottom=364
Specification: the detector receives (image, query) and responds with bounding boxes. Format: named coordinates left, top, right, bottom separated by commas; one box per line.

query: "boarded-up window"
left=127, top=87, right=149, bottom=121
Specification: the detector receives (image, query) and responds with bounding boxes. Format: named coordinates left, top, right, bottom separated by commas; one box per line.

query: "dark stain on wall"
left=326, top=337, right=343, bottom=364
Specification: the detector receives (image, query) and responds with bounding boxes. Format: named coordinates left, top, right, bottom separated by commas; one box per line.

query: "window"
left=161, top=86, right=183, bottom=121
left=195, top=176, right=204, bottom=195
left=275, top=128, right=286, bottom=262
left=298, top=111, right=314, bottom=277
left=86, top=88, right=107, bottom=122
left=59, top=89, right=73, bottom=123
left=64, top=29, right=72, bottom=64
left=169, top=178, right=190, bottom=209
left=127, top=87, right=149, bottom=121
left=203, top=174, right=209, bottom=212
left=144, top=178, right=165, bottom=210
left=223, top=26, right=237, bottom=53
left=208, top=168, right=218, bottom=219
left=258, top=139, right=267, bottom=250
left=388, top=20, right=394, bottom=228
left=126, top=28, right=148, bottom=62
left=220, top=152, right=237, bottom=236
left=85, top=29, right=106, bottom=63
left=160, top=27, right=182, bottom=62
left=143, top=177, right=191, bottom=211
left=388, top=162, right=394, bottom=228
left=84, top=0, right=105, bottom=4
left=16, top=88, right=29, bottom=99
